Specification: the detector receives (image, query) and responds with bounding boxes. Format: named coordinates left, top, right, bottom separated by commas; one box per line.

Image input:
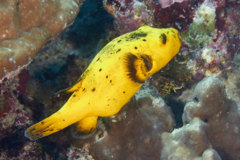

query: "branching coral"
left=0, top=0, right=84, bottom=81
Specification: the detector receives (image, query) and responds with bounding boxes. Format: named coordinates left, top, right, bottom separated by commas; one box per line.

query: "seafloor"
left=0, top=0, right=240, bottom=159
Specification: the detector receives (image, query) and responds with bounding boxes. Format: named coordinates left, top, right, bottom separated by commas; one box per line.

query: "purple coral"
left=0, top=69, right=33, bottom=141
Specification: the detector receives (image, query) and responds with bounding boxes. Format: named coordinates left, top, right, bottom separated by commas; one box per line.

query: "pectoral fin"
left=71, top=116, right=98, bottom=139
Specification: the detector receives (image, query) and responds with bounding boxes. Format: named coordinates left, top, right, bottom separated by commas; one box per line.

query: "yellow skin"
left=25, top=25, right=181, bottom=140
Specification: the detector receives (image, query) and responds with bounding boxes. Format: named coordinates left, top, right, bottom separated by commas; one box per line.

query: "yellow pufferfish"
left=25, top=25, right=181, bottom=140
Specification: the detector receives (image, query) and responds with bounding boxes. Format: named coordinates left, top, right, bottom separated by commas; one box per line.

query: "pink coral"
left=158, top=0, right=184, bottom=8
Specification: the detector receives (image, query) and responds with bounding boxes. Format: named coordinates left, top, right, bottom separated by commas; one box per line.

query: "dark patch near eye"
left=117, top=40, right=122, bottom=43
left=91, top=88, right=96, bottom=92
left=160, top=33, right=167, bottom=44
left=97, top=57, right=100, bottom=61
left=125, top=53, right=145, bottom=84
left=99, top=68, right=102, bottom=72
left=116, top=49, right=121, bottom=53
left=106, top=75, right=108, bottom=78
left=41, top=122, right=44, bottom=124
left=142, top=39, right=146, bottom=41
left=134, top=46, right=137, bottom=49
left=141, top=54, right=152, bottom=71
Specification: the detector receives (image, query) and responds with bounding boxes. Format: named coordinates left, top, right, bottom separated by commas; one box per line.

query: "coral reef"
left=103, top=0, right=240, bottom=84
left=1, top=0, right=240, bottom=159
left=0, top=69, right=33, bottom=141
left=67, top=146, right=93, bottom=160
left=103, top=0, right=154, bottom=34
left=161, top=76, right=240, bottom=160
left=0, top=0, right=83, bottom=81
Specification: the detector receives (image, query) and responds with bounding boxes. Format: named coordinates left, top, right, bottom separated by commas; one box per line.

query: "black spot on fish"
left=123, top=91, right=125, bottom=94
left=141, top=54, right=152, bottom=71
left=116, top=49, right=121, bottom=53
left=129, top=33, right=147, bottom=39
left=142, top=39, right=146, bottom=41
left=97, top=57, right=100, bottom=61
left=117, top=40, right=122, bottom=43
left=106, top=75, right=108, bottom=78
left=63, top=119, right=65, bottom=121
left=41, top=122, right=44, bottom=124
left=171, top=30, right=175, bottom=33
left=82, top=88, right=86, bottom=91
left=110, top=80, right=112, bottom=83
left=134, top=46, right=138, bottom=49
left=73, top=94, right=76, bottom=97
left=91, top=88, right=96, bottom=92
left=160, top=33, right=167, bottom=44
left=99, top=68, right=102, bottom=72
left=125, top=53, right=145, bottom=84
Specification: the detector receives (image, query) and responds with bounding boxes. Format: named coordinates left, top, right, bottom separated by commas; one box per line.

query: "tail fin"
left=25, top=112, right=66, bottom=140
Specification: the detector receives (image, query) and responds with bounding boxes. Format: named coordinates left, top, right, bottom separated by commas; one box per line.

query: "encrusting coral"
left=0, top=0, right=84, bottom=81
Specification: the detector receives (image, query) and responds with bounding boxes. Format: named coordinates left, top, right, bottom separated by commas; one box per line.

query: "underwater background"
left=0, top=0, right=240, bottom=159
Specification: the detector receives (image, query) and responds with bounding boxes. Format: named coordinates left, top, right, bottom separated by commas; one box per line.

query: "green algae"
left=182, top=1, right=216, bottom=49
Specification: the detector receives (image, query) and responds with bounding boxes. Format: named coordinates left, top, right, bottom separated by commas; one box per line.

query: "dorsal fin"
left=55, top=78, right=83, bottom=95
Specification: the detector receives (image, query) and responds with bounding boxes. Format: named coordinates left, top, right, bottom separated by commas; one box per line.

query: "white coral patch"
left=201, top=47, right=214, bottom=63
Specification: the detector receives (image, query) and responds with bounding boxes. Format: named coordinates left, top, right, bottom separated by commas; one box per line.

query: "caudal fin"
left=25, top=112, right=71, bottom=140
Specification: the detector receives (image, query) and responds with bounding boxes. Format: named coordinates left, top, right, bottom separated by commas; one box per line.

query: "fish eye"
left=160, top=33, right=166, bottom=44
